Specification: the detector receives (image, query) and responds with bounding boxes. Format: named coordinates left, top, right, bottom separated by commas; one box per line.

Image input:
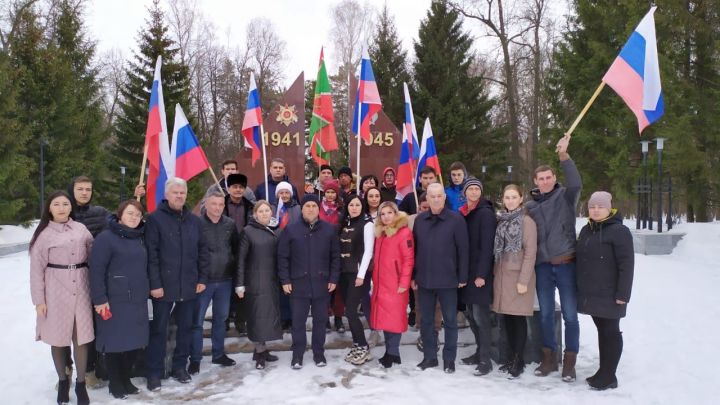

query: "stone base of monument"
left=631, top=229, right=685, bottom=255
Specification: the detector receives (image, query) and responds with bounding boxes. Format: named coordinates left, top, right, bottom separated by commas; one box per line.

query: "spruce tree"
left=110, top=0, right=193, bottom=203
left=369, top=5, right=411, bottom=126
left=0, top=51, right=32, bottom=223
left=412, top=1, right=501, bottom=185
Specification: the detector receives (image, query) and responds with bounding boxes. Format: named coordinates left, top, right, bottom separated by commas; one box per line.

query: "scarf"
left=322, top=199, right=338, bottom=217
left=494, top=207, right=524, bottom=261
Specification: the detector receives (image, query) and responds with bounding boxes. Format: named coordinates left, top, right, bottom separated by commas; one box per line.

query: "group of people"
left=29, top=135, right=634, bottom=405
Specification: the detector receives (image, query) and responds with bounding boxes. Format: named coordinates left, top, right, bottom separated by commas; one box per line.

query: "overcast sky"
left=86, top=0, right=434, bottom=86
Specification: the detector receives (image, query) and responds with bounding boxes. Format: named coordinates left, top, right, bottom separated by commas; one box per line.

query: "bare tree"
left=95, top=47, right=126, bottom=127
left=448, top=0, right=558, bottom=181
left=245, top=17, right=286, bottom=107
left=329, top=0, right=374, bottom=71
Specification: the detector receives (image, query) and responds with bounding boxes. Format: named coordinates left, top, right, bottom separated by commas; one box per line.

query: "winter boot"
left=508, top=354, right=525, bottom=379
left=57, top=379, right=70, bottom=404
left=74, top=381, right=90, bottom=405
left=334, top=316, right=345, bottom=333
left=474, top=360, right=492, bottom=376
left=254, top=351, right=266, bottom=370
left=106, top=354, right=127, bottom=399
left=187, top=361, right=200, bottom=375
left=562, top=351, right=577, bottom=382
left=534, top=347, right=558, bottom=376
left=460, top=352, right=479, bottom=366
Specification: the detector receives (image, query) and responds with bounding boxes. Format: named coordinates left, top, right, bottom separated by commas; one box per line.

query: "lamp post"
left=640, top=140, right=650, bottom=229
left=507, top=165, right=513, bottom=182
left=655, top=138, right=665, bottom=233
left=481, top=165, right=487, bottom=181
left=120, top=166, right=126, bottom=202
left=39, top=138, right=47, bottom=218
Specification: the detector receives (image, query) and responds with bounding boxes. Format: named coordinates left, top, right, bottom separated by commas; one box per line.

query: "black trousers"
left=290, top=295, right=331, bottom=357
left=465, top=304, right=492, bottom=362
left=340, top=273, right=370, bottom=346
left=105, top=350, right=138, bottom=392
left=503, top=315, right=528, bottom=360
left=592, top=316, right=623, bottom=382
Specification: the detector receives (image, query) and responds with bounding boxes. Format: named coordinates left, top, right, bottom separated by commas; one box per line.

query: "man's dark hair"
left=419, top=166, right=437, bottom=176
left=221, top=159, right=238, bottom=169
left=534, top=165, right=555, bottom=178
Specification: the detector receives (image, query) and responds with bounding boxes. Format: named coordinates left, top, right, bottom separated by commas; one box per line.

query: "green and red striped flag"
left=308, top=47, right=338, bottom=165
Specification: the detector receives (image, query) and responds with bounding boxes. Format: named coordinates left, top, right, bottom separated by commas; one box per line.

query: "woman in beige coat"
left=30, top=190, right=94, bottom=405
left=492, top=184, right=537, bottom=379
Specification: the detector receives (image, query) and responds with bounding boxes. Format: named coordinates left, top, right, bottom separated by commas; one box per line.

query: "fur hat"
left=226, top=173, right=247, bottom=188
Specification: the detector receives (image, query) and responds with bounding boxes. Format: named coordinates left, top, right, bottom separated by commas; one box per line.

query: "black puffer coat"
left=576, top=210, right=634, bottom=319
left=460, top=198, right=497, bottom=305
left=89, top=217, right=149, bottom=353
left=236, top=219, right=282, bottom=342
left=201, top=214, right=238, bottom=282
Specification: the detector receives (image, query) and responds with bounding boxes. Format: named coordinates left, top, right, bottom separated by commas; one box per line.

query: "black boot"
left=120, top=352, right=139, bottom=395
left=378, top=353, right=393, bottom=369
left=57, top=379, right=70, bottom=404
left=106, top=353, right=127, bottom=399
left=460, top=352, right=479, bottom=365
left=74, top=381, right=89, bottom=405
left=508, top=354, right=525, bottom=379
left=254, top=351, right=267, bottom=370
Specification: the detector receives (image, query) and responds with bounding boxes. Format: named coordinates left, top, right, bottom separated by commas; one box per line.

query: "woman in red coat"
left=371, top=201, right=414, bottom=368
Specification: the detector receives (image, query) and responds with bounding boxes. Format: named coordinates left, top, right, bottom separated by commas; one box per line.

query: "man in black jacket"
left=277, top=194, right=341, bottom=369
left=145, top=178, right=209, bottom=391
left=188, top=190, right=238, bottom=375
left=67, top=175, right=110, bottom=387
left=399, top=166, right=440, bottom=215
left=525, top=134, right=582, bottom=382
left=412, top=183, right=469, bottom=374
left=254, top=158, right=300, bottom=205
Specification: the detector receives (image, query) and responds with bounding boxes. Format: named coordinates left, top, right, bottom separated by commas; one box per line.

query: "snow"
left=0, top=222, right=36, bottom=245
left=1, top=220, right=719, bottom=404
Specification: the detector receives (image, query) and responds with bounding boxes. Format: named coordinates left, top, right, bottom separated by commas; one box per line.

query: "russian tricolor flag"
left=416, top=118, right=441, bottom=186
left=352, top=49, right=382, bottom=144
left=602, top=6, right=664, bottom=133
left=171, top=104, right=210, bottom=181
left=396, top=83, right=421, bottom=199
left=242, top=72, right=263, bottom=167
left=144, top=56, right=173, bottom=213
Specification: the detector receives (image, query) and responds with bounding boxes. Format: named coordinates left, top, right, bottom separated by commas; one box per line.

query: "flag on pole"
left=403, top=83, right=421, bottom=161
left=242, top=72, right=264, bottom=167
left=602, top=6, right=664, bottom=133
left=144, top=56, right=173, bottom=213
left=396, top=125, right=415, bottom=199
left=171, top=104, right=210, bottom=181
left=351, top=49, right=382, bottom=144
left=309, top=47, right=338, bottom=165
left=416, top=118, right=441, bottom=186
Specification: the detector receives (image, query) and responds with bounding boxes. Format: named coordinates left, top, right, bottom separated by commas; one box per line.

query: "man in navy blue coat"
left=144, top=178, right=209, bottom=391
left=412, top=183, right=469, bottom=374
left=277, top=194, right=341, bottom=369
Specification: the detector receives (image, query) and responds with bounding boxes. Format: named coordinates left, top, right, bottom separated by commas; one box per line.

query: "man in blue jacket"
left=444, top=161, right=467, bottom=212
left=277, top=194, right=341, bottom=369
left=254, top=158, right=300, bottom=205
left=525, top=134, right=582, bottom=382
left=144, top=178, right=209, bottom=391
left=412, top=183, right=469, bottom=374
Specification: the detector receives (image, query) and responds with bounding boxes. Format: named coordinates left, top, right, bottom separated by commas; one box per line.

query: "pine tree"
left=412, top=1, right=501, bottom=185
left=0, top=50, right=32, bottom=223
left=9, top=1, right=106, bottom=219
left=109, top=0, right=194, bottom=204
left=369, top=5, right=411, bottom=126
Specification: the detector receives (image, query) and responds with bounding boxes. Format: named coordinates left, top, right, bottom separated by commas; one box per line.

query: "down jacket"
left=370, top=212, right=414, bottom=333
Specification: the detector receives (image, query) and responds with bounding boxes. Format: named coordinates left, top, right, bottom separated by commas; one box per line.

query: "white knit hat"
left=275, top=181, right=293, bottom=197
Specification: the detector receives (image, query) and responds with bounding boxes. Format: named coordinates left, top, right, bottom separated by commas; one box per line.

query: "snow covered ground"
left=1, top=220, right=718, bottom=404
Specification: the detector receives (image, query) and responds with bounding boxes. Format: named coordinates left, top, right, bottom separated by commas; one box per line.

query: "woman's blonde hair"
left=253, top=200, right=273, bottom=214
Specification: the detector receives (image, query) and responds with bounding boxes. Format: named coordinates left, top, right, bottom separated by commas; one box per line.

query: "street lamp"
left=481, top=165, right=487, bottom=181
left=507, top=165, right=513, bottom=182
left=120, top=166, right=126, bottom=203
left=640, top=141, right=650, bottom=229
left=655, top=138, right=665, bottom=233
left=39, top=138, right=48, bottom=218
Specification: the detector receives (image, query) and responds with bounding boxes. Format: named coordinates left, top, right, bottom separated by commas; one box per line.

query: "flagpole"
left=137, top=144, right=148, bottom=201
left=565, top=81, right=606, bottom=138
left=207, top=166, right=225, bottom=196
left=356, top=104, right=362, bottom=194
left=410, top=157, right=419, bottom=209
left=260, top=123, right=269, bottom=200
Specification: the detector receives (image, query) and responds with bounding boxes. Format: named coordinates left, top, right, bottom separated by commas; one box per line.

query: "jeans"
left=290, top=295, right=331, bottom=357
left=146, top=299, right=196, bottom=378
left=535, top=262, right=579, bottom=353
left=465, top=304, right=492, bottom=362
left=190, top=280, right=232, bottom=362
left=418, top=287, right=458, bottom=361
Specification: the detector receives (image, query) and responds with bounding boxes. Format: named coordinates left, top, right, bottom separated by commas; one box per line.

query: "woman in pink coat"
left=371, top=201, right=414, bottom=369
left=30, top=190, right=94, bottom=405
